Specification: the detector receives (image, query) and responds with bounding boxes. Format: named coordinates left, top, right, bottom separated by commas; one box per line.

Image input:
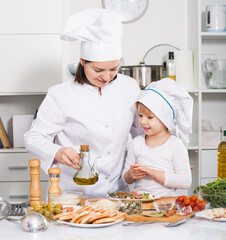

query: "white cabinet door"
left=201, top=150, right=218, bottom=178
left=0, top=35, right=62, bottom=92
left=0, top=182, right=48, bottom=203
left=0, top=153, right=48, bottom=181
left=0, top=0, right=61, bottom=33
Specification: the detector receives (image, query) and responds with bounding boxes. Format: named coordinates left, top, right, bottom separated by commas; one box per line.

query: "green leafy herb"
left=193, top=178, right=226, bottom=208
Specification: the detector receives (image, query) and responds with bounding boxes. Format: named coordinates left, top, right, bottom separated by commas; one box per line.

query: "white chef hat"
left=60, top=8, right=123, bottom=62
left=137, top=78, right=193, bottom=142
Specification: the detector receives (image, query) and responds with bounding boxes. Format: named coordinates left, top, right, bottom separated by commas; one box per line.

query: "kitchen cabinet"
left=0, top=150, right=48, bottom=202
left=0, top=0, right=63, bottom=201
left=196, top=0, right=226, bottom=188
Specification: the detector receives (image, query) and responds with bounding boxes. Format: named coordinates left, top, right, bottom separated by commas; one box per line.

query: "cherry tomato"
left=190, top=195, right=197, bottom=202
left=190, top=200, right=196, bottom=208
left=176, top=196, right=185, bottom=203
left=192, top=206, right=199, bottom=212
left=196, top=199, right=201, bottom=204
left=197, top=201, right=205, bottom=211
left=184, top=198, right=191, bottom=206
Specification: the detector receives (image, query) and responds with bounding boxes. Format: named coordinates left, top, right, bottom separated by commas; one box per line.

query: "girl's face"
left=137, top=103, right=168, bottom=137
left=80, top=59, right=120, bottom=88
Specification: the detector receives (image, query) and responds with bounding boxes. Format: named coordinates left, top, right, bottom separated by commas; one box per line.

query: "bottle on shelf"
left=218, top=130, right=226, bottom=179
left=167, top=51, right=176, bottom=81
left=73, top=145, right=98, bottom=185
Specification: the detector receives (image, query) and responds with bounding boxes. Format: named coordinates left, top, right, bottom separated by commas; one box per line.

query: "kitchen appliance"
left=203, top=58, right=226, bottom=88
left=206, top=5, right=226, bottom=32
left=119, top=62, right=165, bottom=89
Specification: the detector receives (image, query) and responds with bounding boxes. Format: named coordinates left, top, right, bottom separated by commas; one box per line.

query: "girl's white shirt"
left=122, top=135, right=192, bottom=197
left=24, top=74, right=143, bottom=197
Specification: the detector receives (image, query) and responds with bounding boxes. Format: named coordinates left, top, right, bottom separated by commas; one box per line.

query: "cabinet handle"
left=8, top=166, right=28, bottom=170
left=9, top=195, right=29, bottom=199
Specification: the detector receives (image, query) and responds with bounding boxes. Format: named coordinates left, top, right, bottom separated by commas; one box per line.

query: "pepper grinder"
left=48, top=168, right=62, bottom=204
left=29, top=159, right=42, bottom=207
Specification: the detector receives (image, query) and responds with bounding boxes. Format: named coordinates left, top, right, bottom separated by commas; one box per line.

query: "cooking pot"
left=119, top=62, right=165, bottom=89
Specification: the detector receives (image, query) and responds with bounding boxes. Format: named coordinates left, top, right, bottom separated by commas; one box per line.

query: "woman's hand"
left=54, top=147, right=80, bottom=170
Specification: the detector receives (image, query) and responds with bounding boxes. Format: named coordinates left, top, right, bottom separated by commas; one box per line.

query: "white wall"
left=61, top=0, right=190, bottom=81
left=0, top=0, right=193, bottom=84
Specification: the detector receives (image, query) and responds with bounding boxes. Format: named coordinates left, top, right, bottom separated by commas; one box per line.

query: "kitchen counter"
left=1, top=216, right=226, bottom=240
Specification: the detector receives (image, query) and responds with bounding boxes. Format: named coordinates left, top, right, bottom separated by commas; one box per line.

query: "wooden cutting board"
left=125, top=212, right=195, bottom=223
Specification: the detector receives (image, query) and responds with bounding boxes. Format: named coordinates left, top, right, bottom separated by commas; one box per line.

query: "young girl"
left=123, top=78, right=193, bottom=197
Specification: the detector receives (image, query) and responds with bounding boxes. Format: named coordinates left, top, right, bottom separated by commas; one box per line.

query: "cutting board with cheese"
left=125, top=212, right=195, bottom=223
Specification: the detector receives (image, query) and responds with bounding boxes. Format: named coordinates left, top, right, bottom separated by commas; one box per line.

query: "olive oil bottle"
left=218, top=130, right=226, bottom=178
left=73, top=145, right=98, bottom=185
left=167, top=51, right=176, bottom=81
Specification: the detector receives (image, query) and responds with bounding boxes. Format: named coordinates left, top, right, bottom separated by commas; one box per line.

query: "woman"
left=24, top=8, right=143, bottom=197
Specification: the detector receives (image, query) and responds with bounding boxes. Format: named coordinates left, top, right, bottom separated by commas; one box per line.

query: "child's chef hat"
left=137, top=78, right=193, bottom=142
left=60, top=8, right=123, bottom=62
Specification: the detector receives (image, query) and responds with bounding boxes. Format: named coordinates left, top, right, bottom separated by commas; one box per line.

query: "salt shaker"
left=48, top=168, right=62, bottom=204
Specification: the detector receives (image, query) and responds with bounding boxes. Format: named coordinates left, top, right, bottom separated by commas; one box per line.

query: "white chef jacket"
left=24, top=74, right=143, bottom=197
left=122, top=135, right=192, bottom=197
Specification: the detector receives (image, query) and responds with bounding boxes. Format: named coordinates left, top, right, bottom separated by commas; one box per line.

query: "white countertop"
left=0, top=216, right=226, bottom=240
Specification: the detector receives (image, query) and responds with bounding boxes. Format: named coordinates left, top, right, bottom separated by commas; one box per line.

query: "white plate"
left=116, top=197, right=158, bottom=202
left=196, top=211, right=226, bottom=222
left=57, top=218, right=124, bottom=228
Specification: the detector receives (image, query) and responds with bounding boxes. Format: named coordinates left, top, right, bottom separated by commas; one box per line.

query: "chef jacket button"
left=107, top=151, right=111, bottom=155
left=105, top=176, right=108, bottom=180
left=105, top=124, right=109, bottom=128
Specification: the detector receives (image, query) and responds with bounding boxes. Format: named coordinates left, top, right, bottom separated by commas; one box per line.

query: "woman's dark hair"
left=74, top=60, right=118, bottom=84
left=74, top=60, right=90, bottom=84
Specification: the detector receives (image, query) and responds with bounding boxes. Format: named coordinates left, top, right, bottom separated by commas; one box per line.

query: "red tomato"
left=176, top=196, right=185, bottom=203
left=192, top=206, right=199, bottom=212
left=190, top=195, right=197, bottom=202
left=190, top=200, right=196, bottom=208
left=196, top=199, right=201, bottom=204
left=197, top=201, right=205, bottom=211
left=184, top=198, right=191, bottom=206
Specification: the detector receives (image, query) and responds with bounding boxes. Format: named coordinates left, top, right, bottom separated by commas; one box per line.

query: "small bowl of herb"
left=194, top=178, right=226, bottom=209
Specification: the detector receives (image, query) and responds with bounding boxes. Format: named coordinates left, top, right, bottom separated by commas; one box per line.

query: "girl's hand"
left=54, top=147, right=80, bottom=170
left=131, top=164, right=152, bottom=176
left=129, top=164, right=147, bottom=179
left=131, top=164, right=165, bottom=185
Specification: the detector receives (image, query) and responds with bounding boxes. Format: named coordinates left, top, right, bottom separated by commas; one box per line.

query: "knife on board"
left=166, top=214, right=195, bottom=227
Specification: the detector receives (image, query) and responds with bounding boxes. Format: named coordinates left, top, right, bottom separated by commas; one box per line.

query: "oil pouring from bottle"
left=73, top=145, right=99, bottom=185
